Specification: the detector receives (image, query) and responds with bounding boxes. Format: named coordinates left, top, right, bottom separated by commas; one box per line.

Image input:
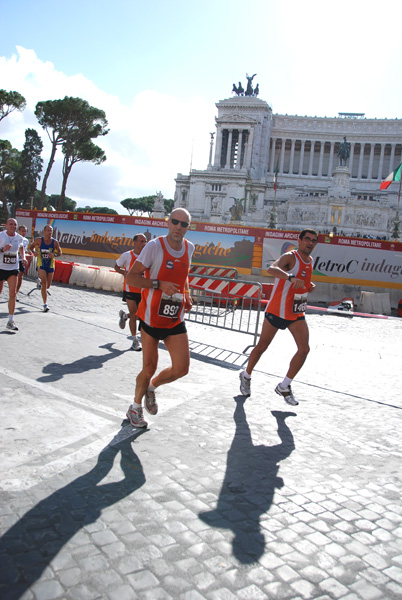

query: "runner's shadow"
left=0, top=428, right=146, bottom=599
left=37, top=343, right=127, bottom=382
left=199, top=398, right=296, bottom=564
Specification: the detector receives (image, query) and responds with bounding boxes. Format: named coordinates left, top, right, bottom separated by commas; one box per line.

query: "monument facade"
left=174, top=77, right=402, bottom=239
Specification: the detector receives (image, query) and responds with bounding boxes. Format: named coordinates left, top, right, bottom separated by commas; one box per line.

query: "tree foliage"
left=35, top=96, right=109, bottom=208
left=47, top=194, right=77, bottom=212
left=120, top=196, right=174, bottom=217
left=0, top=90, right=26, bottom=124
left=75, top=206, right=118, bottom=214
left=14, top=128, right=43, bottom=210
left=164, top=198, right=174, bottom=214
left=59, top=139, right=106, bottom=209
left=121, top=196, right=155, bottom=216
left=0, top=139, right=21, bottom=219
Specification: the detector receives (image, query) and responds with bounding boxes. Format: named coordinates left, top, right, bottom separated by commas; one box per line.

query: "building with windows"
left=174, top=93, right=402, bottom=239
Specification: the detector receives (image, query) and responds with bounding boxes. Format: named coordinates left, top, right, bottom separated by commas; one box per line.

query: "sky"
left=1, top=0, right=401, bottom=213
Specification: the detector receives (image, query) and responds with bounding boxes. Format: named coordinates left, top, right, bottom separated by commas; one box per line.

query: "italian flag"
left=380, top=162, right=402, bottom=190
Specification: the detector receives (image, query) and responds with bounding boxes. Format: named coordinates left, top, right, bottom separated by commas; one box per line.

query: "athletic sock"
left=8, top=315, right=13, bottom=322
left=147, top=383, right=156, bottom=392
left=280, top=377, right=293, bottom=389
left=242, top=371, right=251, bottom=379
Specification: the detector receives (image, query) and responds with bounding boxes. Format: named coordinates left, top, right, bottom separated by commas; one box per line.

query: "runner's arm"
left=53, top=241, right=62, bottom=257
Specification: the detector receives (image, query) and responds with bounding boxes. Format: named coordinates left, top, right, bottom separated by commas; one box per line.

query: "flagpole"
left=395, top=176, right=401, bottom=240
left=270, top=154, right=279, bottom=229
left=391, top=173, right=402, bottom=240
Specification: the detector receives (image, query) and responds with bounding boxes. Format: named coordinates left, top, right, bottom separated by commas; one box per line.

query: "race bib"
left=158, top=293, right=183, bottom=320
left=3, top=253, right=17, bottom=265
left=293, top=293, right=308, bottom=314
left=41, top=250, right=51, bottom=260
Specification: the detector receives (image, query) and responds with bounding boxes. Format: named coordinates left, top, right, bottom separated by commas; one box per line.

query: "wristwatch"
left=152, top=279, right=159, bottom=289
left=288, top=274, right=294, bottom=282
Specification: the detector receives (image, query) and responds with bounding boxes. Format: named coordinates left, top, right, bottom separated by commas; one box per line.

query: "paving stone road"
left=1, top=277, right=402, bottom=600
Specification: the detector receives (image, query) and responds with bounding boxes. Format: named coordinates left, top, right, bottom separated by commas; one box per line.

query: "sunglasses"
left=171, top=218, right=189, bottom=228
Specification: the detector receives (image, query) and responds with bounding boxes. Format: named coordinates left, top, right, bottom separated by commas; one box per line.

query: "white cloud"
left=0, top=47, right=215, bottom=210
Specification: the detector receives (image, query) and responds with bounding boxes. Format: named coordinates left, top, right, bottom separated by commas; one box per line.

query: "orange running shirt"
left=136, top=236, right=194, bottom=329
left=265, top=250, right=313, bottom=320
left=116, top=250, right=141, bottom=293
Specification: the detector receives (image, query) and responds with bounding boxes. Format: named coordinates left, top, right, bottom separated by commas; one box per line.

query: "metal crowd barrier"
left=189, top=265, right=238, bottom=279
left=187, top=274, right=264, bottom=351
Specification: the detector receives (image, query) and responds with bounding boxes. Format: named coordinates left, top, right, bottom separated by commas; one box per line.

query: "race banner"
left=262, top=231, right=402, bottom=289
left=15, top=211, right=402, bottom=288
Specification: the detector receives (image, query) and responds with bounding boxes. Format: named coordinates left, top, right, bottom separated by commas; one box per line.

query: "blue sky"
left=1, top=0, right=401, bottom=211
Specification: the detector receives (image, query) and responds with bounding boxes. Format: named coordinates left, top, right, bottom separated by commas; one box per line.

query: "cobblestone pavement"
left=1, top=278, right=402, bottom=600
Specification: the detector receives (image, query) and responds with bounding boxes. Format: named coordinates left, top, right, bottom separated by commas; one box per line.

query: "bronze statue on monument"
left=337, top=136, right=351, bottom=166
left=232, top=74, right=259, bottom=97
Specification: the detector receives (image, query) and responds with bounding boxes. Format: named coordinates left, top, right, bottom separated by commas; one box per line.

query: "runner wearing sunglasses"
left=125, top=208, right=194, bottom=428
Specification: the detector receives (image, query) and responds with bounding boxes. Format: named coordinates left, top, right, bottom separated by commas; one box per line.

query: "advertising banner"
left=15, top=211, right=402, bottom=289
left=262, top=231, right=402, bottom=289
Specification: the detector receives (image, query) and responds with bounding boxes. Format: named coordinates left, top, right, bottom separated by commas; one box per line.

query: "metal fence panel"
left=186, top=275, right=264, bottom=350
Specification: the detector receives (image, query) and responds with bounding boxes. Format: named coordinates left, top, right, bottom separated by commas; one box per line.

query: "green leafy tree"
left=0, top=90, right=26, bottom=124
left=120, top=196, right=157, bottom=216
left=75, top=206, right=118, bottom=214
left=164, top=198, right=174, bottom=214
left=59, top=139, right=106, bottom=209
left=14, top=128, right=43, bottom=209
left=48, top=194, right=77, bottom=212
left=0, top=139, right=21, bottom=219
left=35, top=96, right=109, bottom=209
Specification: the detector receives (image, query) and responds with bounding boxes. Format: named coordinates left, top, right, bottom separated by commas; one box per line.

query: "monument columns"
left=214, top=126, right=223, bottom=168
left=289, top=139, right=296, bottom=174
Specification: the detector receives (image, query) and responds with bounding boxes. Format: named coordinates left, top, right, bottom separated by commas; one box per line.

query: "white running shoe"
left=131, top=336, right=142, bottom=351
left=126, top=404, right=148, bottom=428
left=43, top=304, right=50, bottom=312
left=275, top=384, right=299, bottom=406
left=6, top=320, right=19, bottom=331
left=119, top=309, right=127, bottom=329
left=239, top=371, right=251, bottom=396
left=144, top=389, right=158, bottom=415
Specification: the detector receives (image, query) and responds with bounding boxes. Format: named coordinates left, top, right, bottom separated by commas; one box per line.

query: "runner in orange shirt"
left=239, top=229, right=318, bottom=406
left=125, top=208, right=194, bottom=428
left=114, top=233, right=147, bottom=350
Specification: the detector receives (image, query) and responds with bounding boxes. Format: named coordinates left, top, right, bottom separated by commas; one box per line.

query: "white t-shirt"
left=0, top=231, right=23, bottom=271
left=116, top=250, right=138, bottom=271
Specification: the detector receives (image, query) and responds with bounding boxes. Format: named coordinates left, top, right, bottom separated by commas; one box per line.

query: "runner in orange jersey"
left=239, top=229, right=318, bottom=406
left=114, top=233, right=147, bottom=350
left=125, top=208, right=194, bottom=428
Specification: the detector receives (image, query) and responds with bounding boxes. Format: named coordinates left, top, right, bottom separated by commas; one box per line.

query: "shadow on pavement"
left=37, top=342, right=127, bottom=383
left=0, top=429, right=146, bottom=599
left=199, top=398, right=296, bottom=564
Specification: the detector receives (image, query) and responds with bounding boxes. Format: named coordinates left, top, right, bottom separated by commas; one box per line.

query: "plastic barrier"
left=93, top=267, right=123, bottom=292
left=53, top=260, right=74, bottom=284
left=69, top=263, right=100, bottom=288
left=27, top=255, right=37, bottom=278
left=359, top=291, right=391, bottom=315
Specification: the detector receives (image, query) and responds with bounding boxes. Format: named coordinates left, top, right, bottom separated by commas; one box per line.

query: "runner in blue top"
left=31, top=225, right=62, bottom=312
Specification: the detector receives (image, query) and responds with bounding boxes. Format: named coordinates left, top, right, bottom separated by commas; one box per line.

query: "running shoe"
left=145, top=389, right=158, bottom=415
left=6, top=320, right=19, bottom=331
left=131, top=336, right=142, bottom=351
left=239, top=371, right=251, bottom=396
left=126, top=404, right=148, bottom=428
left=275, top=384, right=299, bottom=406
left=43, top=304, right=50, bottom=312
left=119, top=309, right=127, bottom=329
left=37, top=279, right=42, bottom=289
